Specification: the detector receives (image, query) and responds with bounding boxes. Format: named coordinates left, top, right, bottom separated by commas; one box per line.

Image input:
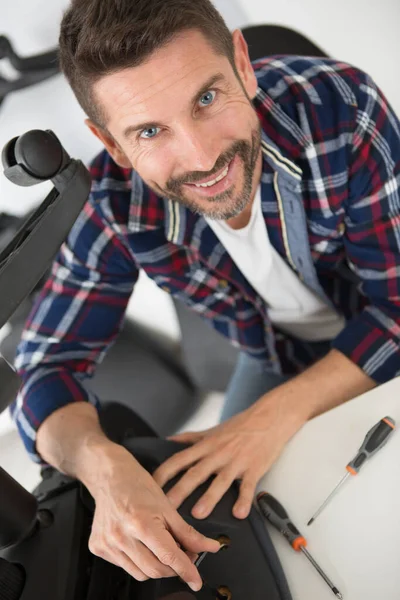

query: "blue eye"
left=199, top=90, right=216, bottom=106
left=140, top=127, right=160, bottom=139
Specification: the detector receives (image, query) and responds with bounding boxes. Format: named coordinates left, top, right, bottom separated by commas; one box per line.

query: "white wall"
left=230, top=0, right=400, bottom=116
left=0, top=0, right=101, bottom=216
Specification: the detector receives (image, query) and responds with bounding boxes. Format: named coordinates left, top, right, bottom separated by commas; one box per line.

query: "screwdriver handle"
left=346, top=416, right=395, bottom=475
left=257, top=492, right=306, bottom=551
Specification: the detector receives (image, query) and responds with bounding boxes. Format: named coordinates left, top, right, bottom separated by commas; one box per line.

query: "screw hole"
left=217, top=534, right=231, bottom=550
left=216, top=585, right=232, bottom=599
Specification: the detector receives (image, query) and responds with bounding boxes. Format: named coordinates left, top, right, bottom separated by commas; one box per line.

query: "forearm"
left=296, top=349, right=376, bottom=418
left=36, top=402, right=129, bottom=491
left=255, top=349, right=377, bottom=428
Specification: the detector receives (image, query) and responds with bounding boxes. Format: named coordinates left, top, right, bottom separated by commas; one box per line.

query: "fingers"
left=155, top=439, right=261, bottom=521
left=190, top=466, right=237, bottom=519
left=142, top=522, right=205, bottom=591
left=167, top=431, right=205, bottom=444
left=165, top=454, right=226, bottom=510
left=153, top=442, right=208, bottom=488
left=187, top=551, right=200, bottom=563
left=166, top=458, right=260, bottom=520
left=114, top=550, right=149, bottom=582
left=87, top=443, right=228, bottom=592
left=232, top=474, right=260, bottom=519
left=89, top=535, right=177, bottom=581
left=168, top=510, right=221, bottom=555
left=122, top=540, right=177, bottom=579
left=91, top=542, right=149, bottom=582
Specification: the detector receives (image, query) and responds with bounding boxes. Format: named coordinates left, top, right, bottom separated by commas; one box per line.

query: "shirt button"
left=219, top=279, right=229, bottom=288
left=337, top=223, right=345, bottom=234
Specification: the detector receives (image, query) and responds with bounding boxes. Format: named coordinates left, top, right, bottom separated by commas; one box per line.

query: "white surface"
left=0, top=428, right=41, bottom=491
left=126, top=271, right=182, bottom=343
left=206, top=185, right=345, bottom=341
left=256, top=377, right=400, bottom=600
left=0, top=402, right=14, bottom=436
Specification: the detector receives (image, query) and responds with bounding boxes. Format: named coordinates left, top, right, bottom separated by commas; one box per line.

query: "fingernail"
left=234, top=506, right=247, bottom=518
left=193, top=504, right=206, bottom=517
left=189, top=581, right=202, bottom=592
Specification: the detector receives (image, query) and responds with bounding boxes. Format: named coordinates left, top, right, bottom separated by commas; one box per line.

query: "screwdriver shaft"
left=301, top=547, right=343, bottom=599
left=308, top=417, right=396, bottom=526
left=258, top=493, right=343, bottom=598
left=307, top=472, right=350, bottom=526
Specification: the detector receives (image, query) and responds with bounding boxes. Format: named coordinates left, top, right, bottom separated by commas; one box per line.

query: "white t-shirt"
left=205, top=187, right=345, bottom=342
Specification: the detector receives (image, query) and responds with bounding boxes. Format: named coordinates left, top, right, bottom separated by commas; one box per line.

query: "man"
left=11, top=0, right=400, bottom=592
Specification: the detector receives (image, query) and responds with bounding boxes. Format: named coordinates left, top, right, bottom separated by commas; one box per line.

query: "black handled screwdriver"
left=307, top=416, right=396, bottom=526
left=257, top=492, right=343, bottom=599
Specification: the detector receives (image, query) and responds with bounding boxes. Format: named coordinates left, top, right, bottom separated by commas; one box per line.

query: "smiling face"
left=87, top=29, right=263, bottom=221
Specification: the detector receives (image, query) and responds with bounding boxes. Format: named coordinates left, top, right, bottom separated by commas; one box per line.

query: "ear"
left=231, top=29, right=258, bottom=100
left=85, top=119, right=132, bottom=168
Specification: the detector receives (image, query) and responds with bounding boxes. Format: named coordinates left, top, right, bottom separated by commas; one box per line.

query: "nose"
left=174, top=120, right=221, bottom=176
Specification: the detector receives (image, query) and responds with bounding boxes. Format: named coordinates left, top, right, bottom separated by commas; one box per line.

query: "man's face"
left=91, top=29, right=262, bottom=220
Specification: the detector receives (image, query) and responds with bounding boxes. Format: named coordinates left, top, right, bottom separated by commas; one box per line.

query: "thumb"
left=170, top=512, right=221, bottom=554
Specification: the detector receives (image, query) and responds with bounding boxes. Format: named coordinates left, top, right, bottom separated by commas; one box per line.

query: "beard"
left=147, top=123, right=262, bottom=221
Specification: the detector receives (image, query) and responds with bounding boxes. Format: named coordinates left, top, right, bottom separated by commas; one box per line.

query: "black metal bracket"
left=0, top=35, right=59, bottom=107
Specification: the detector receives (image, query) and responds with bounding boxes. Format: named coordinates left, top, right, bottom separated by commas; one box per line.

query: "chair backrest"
left=241, top=24, right=329, bottom=62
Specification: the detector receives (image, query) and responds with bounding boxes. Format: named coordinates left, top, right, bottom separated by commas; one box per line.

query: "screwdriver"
left=257, top=492, right=343, bottom=599
left=183, top=537, right=231, bottom=597
left=307, top=416, right=396, bottom=526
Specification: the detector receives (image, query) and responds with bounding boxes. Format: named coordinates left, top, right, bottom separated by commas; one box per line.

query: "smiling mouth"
left=181, top=155, right=238, bottom=200
left=193, top=164, right=230, bottom=188
left=186, top=160, right=232, bottom=189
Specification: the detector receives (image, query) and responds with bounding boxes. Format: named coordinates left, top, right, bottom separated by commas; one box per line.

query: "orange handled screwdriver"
left=257, top=492, right=343, bottom=599
left=307, top=416, right=396, bottom=526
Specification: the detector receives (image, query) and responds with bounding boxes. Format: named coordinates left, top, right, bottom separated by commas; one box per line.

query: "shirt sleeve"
left=331, top=71, right=400, bottom=383
left=10, top=181, right=139, bottom=465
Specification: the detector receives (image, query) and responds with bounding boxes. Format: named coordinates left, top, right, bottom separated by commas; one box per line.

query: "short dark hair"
left=59, top=0, right=236, bottom=128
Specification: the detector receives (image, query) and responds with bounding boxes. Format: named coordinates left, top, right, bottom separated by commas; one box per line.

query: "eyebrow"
left=122, top=72, right=226, bottom=139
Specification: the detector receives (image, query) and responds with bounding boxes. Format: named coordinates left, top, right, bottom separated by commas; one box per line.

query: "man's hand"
left=86, top=443, right=220, bottom=591
left=153, top=392, right=305, bottom=521
left=153, top=349, right=376, bottom=521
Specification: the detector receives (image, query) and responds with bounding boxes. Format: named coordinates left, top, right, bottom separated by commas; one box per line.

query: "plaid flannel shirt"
left=11, top=55, right=400, bottom=464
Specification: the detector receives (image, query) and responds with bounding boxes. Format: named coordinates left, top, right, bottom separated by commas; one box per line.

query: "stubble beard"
left=148, top=123, right=262, bottom=221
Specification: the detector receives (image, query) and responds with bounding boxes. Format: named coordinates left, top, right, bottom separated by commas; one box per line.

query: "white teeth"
left=194, top=164, right=229, bottom=188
